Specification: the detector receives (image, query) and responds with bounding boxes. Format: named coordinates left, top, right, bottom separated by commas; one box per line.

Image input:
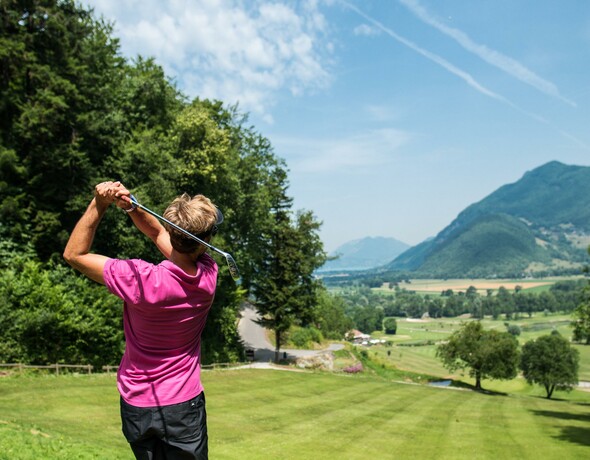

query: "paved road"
left=238, top=304, right=343, bottom=362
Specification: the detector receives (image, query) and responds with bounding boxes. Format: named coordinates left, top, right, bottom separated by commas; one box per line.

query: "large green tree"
left=0, top=0, right=126, bottom=258
left=313, top=288, right=354, bottom=340
left=436, top=321, right=520, bottom=391
left=251, top=168, right=327, bottom=362
left=572, top=300, right=590, bottom=345
left=520, top=333, right=579, bottom=399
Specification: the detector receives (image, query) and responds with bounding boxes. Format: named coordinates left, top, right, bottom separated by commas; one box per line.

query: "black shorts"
left=120, top=392, right=208, bottom=460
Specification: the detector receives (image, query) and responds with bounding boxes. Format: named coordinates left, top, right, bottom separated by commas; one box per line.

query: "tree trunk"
left=274, top=329, right=281, bottom=363
left=545, top=383, right=555, bottom=399
left=475, top=371, right=482, bottom=391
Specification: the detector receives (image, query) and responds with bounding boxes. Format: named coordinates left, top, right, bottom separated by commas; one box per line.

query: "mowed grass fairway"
left=1, top=370, right=589, bottom=459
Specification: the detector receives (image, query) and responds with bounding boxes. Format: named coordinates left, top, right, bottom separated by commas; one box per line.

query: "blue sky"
left=82, top=0, right=590, bottom=252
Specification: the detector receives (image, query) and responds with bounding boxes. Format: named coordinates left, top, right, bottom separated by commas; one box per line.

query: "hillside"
left=320, top=236, right=410, bottom=271
left=387, top=161, right=590, bottom=277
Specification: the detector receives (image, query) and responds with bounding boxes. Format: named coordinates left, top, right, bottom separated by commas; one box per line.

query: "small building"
left=347, top=329, right=371, bottom=345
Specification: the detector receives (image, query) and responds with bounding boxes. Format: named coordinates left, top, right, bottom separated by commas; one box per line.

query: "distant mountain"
left=387, top=161, right=590, bottom=278
left=320, top=236, right=410, bottom=272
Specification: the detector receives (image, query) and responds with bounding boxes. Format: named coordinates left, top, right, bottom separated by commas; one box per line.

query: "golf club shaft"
left=130, top=198, right=222, bottom=255
left=130, top=197, right=241, bottom=281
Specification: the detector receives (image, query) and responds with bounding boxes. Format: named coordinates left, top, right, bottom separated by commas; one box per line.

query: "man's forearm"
left=63, top=197, right=110, bottom=284
left=126, top=207, right=173, bottom=259
left=113, top=187, right=173, bottom=258
left=128, top=208, right=164, bottom=241
left=64, top=198, right=106, bottom=261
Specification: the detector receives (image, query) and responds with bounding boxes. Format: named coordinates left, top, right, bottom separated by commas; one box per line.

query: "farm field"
left=1, top=370, right=589, bottom=460
left=374, top=276, right=584, bottom=295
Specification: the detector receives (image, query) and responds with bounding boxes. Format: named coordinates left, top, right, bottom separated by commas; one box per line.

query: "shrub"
left=0, top=260, right=124, bottom=367
left=384, top=317, right=397, bottom=334
left=289, top=327, right=324, bottom=348
left=506, top=324, right=521, bottom=336
left=343, top=363, right=363, bottom=373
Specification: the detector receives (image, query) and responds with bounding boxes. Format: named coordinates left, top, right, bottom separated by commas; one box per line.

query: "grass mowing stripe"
left=209, top=372, right=391, bottom=458
left=341, top=384, right=457, bottom=459
left=478, top=395, right=526, bottom=459
left=0, top=374, right=128, bottom=459
left=389, top=387, right=480, bottom=459
left=2, top=370, right=589, bottom=459
left=287, top=381, right=441, bottom=458
left=396, top=387, right=468, bottom=459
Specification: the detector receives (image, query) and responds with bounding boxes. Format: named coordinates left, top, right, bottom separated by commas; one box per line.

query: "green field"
left=370, top=315, right=590, bottom=383
left=1, top=370, right=589, bottom=459
left=374, top=277, right=583, bottom=295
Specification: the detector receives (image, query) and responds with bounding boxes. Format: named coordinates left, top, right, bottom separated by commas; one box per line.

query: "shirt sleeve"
left=103, top=258, right=144, bottom=305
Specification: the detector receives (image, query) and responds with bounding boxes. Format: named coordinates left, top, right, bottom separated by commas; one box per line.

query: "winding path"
left=238, top=304, right=343, bottom=362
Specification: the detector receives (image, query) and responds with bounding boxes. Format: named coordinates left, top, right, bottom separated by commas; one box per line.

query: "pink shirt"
left=103, top=254, right=218, bottom=407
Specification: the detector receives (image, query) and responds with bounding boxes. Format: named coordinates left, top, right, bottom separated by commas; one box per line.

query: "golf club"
left=129, top=195, right=241, bottom=282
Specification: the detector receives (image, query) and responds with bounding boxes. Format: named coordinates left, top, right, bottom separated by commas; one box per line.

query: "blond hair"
left=163, top=193, right=219, bottom=253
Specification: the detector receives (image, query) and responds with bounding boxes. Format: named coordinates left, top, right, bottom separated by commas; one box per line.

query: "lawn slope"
left=1, top=371, right=589, bottom=459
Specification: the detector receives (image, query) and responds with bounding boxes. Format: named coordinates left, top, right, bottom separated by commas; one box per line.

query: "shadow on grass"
left=531, top=410, right=590, bottom=423
left=447, top=379, right=508, bottom=396
left=554, top=426, right=590, bottom=446
left=531, top=410, right=590, bottom=447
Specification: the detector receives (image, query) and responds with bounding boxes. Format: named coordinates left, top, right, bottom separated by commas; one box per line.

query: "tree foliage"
left=383, top=317, right=397, bottom=334
left=0, top=1, right=332, bottom=366
left=0, top=0, right=127, bottom=258
left=0, top=254, right=123, bottom=367
left=436, top=321, right=520, bottom=391
left=251, top=169, right=327, bottom=361
left=520, top=333, right=579, bottom=398
left=312, top=287, right=354, bottom=340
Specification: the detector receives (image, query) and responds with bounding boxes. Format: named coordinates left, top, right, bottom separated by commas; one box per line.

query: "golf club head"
left=225, top=253, right=241, bottom=281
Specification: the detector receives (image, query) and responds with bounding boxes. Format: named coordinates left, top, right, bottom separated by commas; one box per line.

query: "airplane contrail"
left=399, top=0, right=576, bottom=107
left=341, top=1, right=588, bottom=149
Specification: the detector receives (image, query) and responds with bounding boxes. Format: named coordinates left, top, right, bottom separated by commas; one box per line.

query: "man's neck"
left=169, top=249, right=204, bottom=276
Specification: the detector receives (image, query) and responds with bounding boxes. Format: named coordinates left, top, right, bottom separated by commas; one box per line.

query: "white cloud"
left=81, top=0, right=333, bottom=121
left=273, top=128, right=411, bottom=173
left=344, top=2, right=507, bottom=101
left=353, top=23, right=380, bottom=36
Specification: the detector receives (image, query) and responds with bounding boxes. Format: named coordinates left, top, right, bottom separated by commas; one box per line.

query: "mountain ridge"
left=386, top=161, right=590, bottom=277
left=320, top=236, right=410, bottom=272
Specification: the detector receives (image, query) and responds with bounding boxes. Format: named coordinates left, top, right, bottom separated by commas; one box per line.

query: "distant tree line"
left=335, top=280, right=587, bottom=334
left=324, top=264, right=586, bottom=288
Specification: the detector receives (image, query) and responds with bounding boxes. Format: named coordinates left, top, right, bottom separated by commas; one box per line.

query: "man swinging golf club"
left=64, top=181, right=222, bottom=459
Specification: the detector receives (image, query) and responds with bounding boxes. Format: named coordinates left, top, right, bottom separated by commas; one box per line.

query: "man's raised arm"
left=114, top=186, right=173, bottom=260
